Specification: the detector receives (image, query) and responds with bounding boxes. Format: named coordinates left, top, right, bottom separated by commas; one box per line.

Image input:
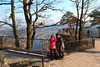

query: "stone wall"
left=0, top=36, right=8, bottom=46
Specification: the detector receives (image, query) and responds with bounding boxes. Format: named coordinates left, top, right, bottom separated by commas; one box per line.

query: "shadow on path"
left=81, top=51, right=100, bottom=54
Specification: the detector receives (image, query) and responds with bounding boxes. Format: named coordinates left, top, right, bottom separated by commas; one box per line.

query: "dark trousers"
left=58, top=47, right=64, bottom=58
left=50, top=49, right=57, bottom=59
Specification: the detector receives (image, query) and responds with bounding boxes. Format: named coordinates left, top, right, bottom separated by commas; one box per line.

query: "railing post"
left=92, top=38, right=95, bottom=48
left=42, top=55, right=44, bottom=67
left=91, top=31, right=92, bottom=37
left=0, top=52, right=4, bottom=67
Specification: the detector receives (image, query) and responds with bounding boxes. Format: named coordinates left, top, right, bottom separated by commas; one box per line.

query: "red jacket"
left=49, top=36, right=56, bottom=49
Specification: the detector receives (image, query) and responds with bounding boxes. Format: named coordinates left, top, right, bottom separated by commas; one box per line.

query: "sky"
left=0, top=0, right=100, bottom=25
left=0, top=0, right=74, bottom=22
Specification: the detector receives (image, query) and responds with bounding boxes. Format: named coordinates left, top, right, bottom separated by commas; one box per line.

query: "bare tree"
left=11, top=0, right=20, bottom=47
left=20, top=0, right=62, bottom=50
left=0, top=0, right=24, bottom=47
left=70, top=0, right=95, bottom=40
left=0, top=0, right=20, bottom=47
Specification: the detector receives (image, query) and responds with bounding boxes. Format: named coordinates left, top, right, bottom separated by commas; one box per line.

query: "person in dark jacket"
left=56, top=34, right=64, bottom=59
left=49, top=34, right=57, bottom=60
left=87, top=28, right=90, bottom=37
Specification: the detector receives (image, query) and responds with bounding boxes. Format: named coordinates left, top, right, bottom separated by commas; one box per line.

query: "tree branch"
left=19, top=0, right=23, bottom=3
left=0, top=3, right=11, bottom=5
left=0, top=24, right=5, bottom=27
left=37, top=0, right=45, bottom=5
left=32, top=0, right=56, bottom=16
left=70, top=0, right=76, bottom=2
left=0, top=21, right=13, bottom=27
left=35, top=22, right=59, bottom=28
left=35, top=22, right=67, bottom=28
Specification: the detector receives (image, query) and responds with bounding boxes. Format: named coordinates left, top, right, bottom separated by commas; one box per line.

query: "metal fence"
left=64, top=38, right=95, bottom=52
left=0, top=37, right=50, bottom=53
left=32, top=39, right=49, bottom=52
left=0, top=37, right=15, bottom=47
left=0, top=33, right=95, bottom=53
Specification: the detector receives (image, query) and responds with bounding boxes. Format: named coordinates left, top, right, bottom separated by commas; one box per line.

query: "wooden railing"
left=0, top=52, right=4, bottom=67
left=0, top=49, right=45, bottom=67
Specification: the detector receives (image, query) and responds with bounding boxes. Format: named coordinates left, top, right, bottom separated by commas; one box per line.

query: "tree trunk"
left=99, top=31, right=100, bottom=38
left=31, top=28, right=36, bottom=46
left=13, top=28, right=20, bottom=47
left=26, top=23, right=32, bottom=50
left=75, top=2, right=79, bottom=40
left=11, top=0, right=20, bottom=47
left=79, top=0, right=84, bottom=40
left=79, top=21, right=82, bottom=40
left=31, top=1, right=38, bottom=48
left=75, top=18, right=78, bottom=40
left=23, top=0, right=32, bottom=50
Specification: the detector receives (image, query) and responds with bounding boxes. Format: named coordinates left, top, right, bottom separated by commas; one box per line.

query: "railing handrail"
left=63, top=38, right=94, bottom=43
left=34, top=38, right=49, bottom=40
left=0, top=49, right=45, bottom=67
left=17, top=37, right=94, bottom=43
left=7, top=37, right=49, bottom=40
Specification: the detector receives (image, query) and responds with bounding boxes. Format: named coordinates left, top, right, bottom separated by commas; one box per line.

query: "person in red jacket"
left=49, top=34, right=57, bottom=60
